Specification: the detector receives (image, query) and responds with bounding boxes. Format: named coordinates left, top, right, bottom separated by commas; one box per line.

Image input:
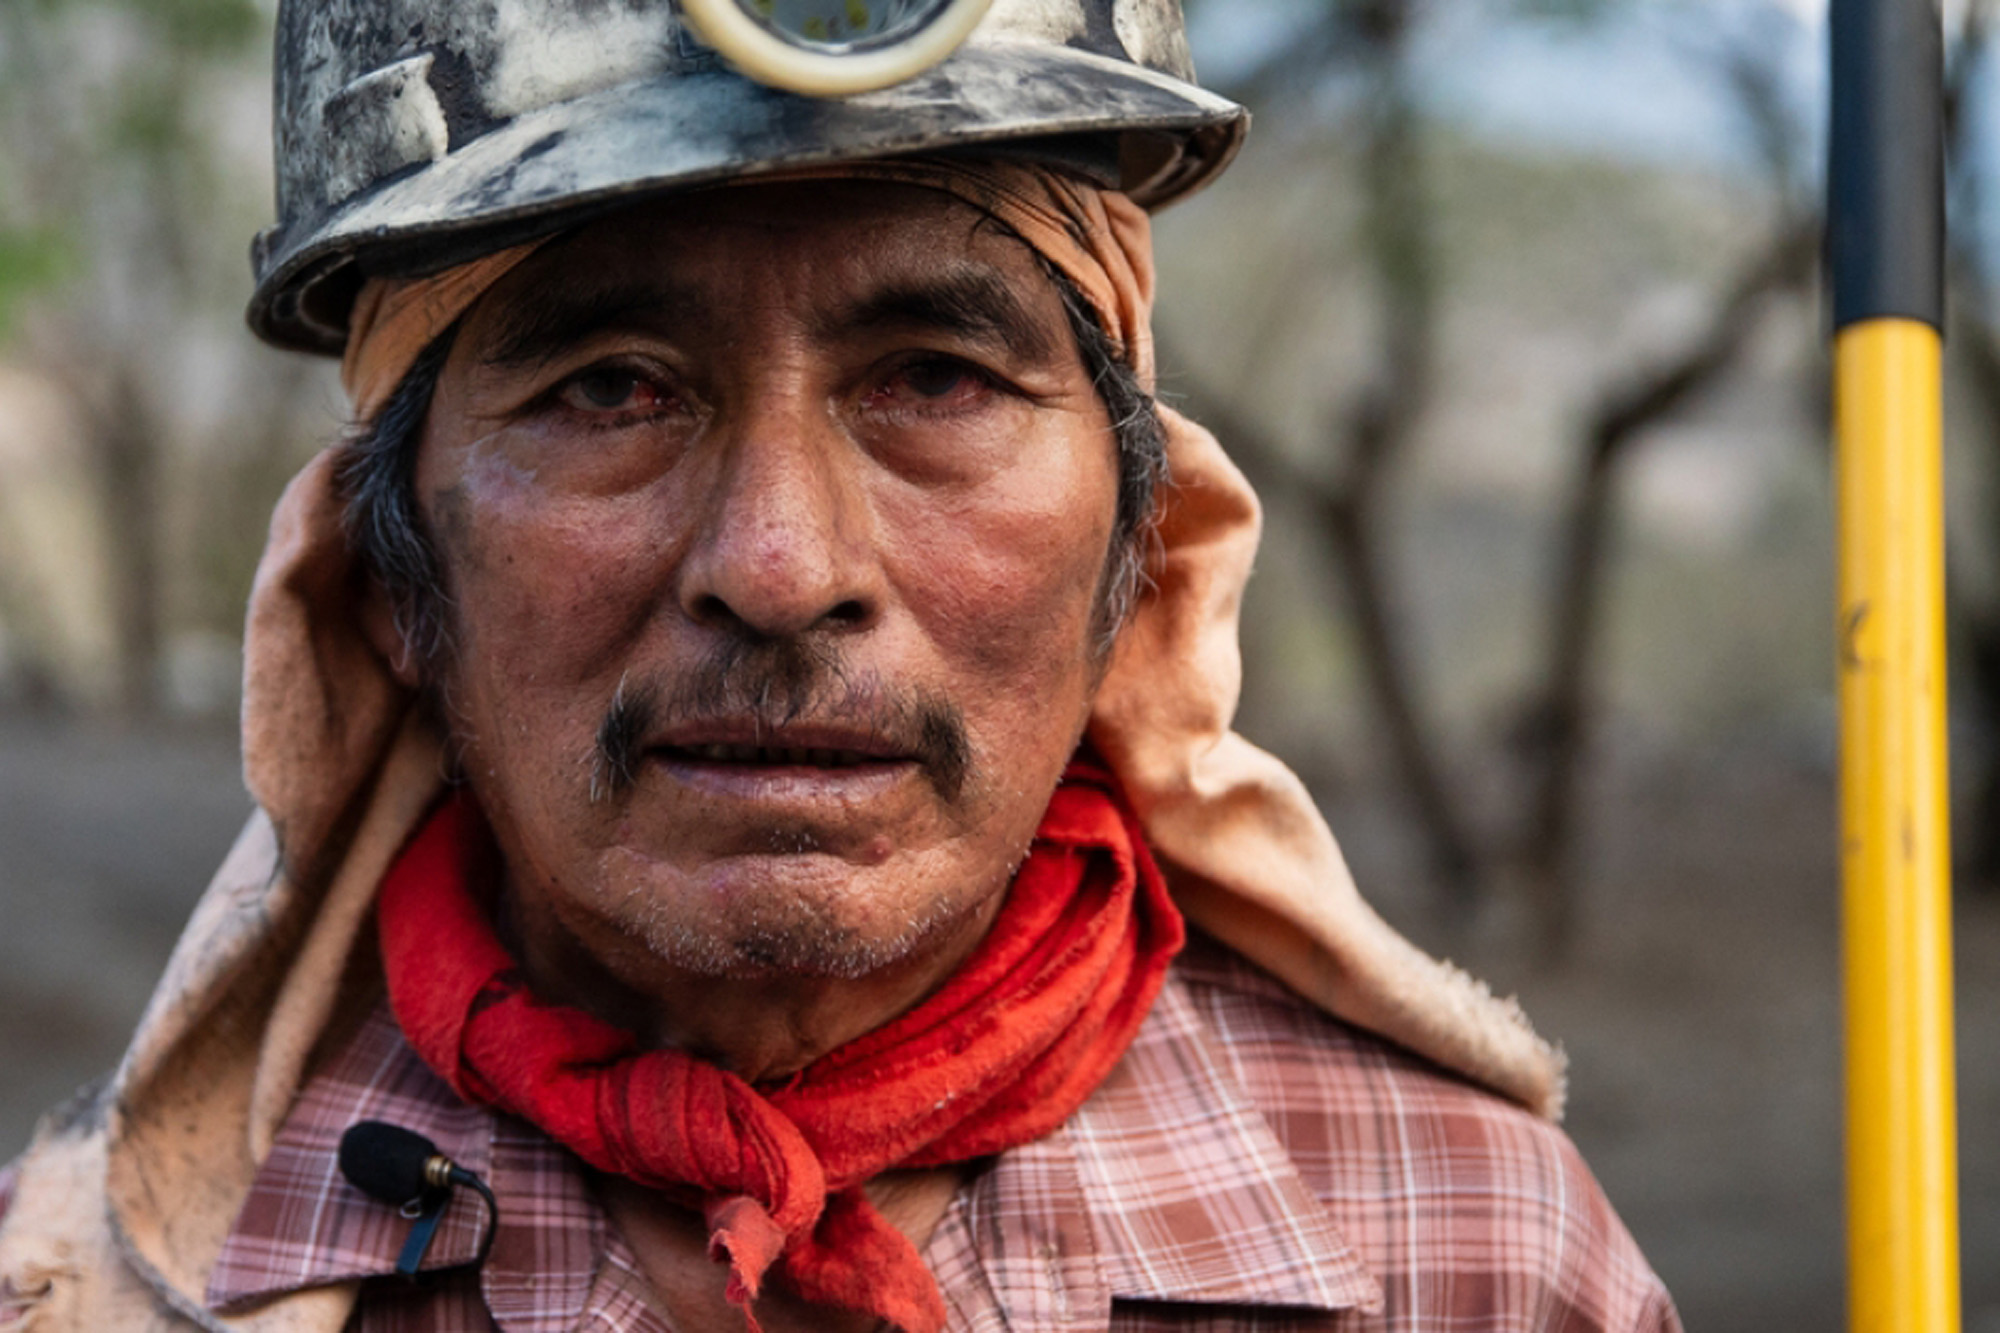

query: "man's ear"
left=358, top=576, right=424, bottom=690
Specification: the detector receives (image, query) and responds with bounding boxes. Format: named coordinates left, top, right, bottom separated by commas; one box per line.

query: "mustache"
left=589, top=636, right=971, bottom=803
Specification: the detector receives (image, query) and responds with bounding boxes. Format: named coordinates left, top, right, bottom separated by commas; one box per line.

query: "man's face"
left=411, top=181, right=1121, bottom=995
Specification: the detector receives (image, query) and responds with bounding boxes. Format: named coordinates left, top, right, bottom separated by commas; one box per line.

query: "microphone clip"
left=338, top=1120, right=500, bottom=1279
left=393, top=1170, right=456, bottom=1279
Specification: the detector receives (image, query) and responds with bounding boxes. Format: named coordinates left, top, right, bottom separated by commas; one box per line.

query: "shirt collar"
left=957, top=971, right=1381, bottom=1326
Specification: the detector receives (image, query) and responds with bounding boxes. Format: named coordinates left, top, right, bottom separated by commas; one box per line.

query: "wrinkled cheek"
left=940, top=508, right=1110, bottom=678
left=923, top=540, right=1111, bottom=782
left=966, top=582, right=1097, bottom=688
left=440, top=486, right=672, bottom=682
left=429, top=489, right=674, bottom=826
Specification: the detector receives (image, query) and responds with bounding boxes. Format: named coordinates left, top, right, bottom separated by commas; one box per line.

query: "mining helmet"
left=249, top=0, right=1248, bottom=355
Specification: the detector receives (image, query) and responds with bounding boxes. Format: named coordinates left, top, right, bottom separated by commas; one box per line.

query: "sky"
left=1415, top=5, right=1825, bottom=173
left=1189, top=1, right=1824, bottom=172
left=1187, top=0, right=2000, bottom=276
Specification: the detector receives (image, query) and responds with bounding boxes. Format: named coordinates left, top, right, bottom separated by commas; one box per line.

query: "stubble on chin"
left=594, top=857, right=994, bottom=983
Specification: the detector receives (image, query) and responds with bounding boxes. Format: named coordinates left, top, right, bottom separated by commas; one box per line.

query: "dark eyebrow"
left=478, top=279, right=706, bottom=370
left=816, top=270, right=1061, bottom=365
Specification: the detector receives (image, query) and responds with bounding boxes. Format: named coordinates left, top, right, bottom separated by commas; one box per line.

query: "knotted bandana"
left=376, top=762, right=1182, bottom=1333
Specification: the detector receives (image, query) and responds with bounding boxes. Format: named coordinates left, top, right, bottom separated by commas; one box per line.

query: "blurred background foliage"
left=0, top=0, right=331, bottom=718
left=1, top=1, right=1998, bottom=1327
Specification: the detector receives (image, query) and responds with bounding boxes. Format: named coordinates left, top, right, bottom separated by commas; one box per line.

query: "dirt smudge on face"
left=428, top=480, right=479, bottom=580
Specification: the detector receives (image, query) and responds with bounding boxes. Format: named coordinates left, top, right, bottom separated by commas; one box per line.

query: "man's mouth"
left=589, top=668, right=970, bottom=803
left=639, top=730, right=922, bottom=813
left=659, top=743, right=898, bottom=769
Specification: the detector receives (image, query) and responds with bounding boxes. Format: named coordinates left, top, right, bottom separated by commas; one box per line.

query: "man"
left=0, top=2, right=1678, bottom=1329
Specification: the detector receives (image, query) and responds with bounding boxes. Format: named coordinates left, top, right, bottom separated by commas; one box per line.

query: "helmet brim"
left=249, top=43, right=1246, bottom=356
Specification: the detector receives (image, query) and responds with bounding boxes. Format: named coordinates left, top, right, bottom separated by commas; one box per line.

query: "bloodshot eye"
left=579, top=370, right=637, bottom=407
left=865, top=355, right=1004, bottom=416
left=557, top=365, right=684, bottom=417
left=902, top=358, right=971, bottom=398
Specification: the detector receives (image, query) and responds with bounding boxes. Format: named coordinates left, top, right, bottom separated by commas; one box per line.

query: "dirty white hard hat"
left=249, top=0, right=1249, bottom=355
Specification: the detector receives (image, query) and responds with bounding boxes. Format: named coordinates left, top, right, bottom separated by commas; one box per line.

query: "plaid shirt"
left=200, top=935, right=1678, bottom=1332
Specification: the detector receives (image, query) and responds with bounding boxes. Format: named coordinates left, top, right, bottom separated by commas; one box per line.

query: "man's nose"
left=676, top=408, right=880, bottom=639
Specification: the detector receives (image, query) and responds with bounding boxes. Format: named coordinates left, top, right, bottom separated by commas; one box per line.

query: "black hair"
left=1046, top=265, right=1167, bottom=649
left=335, top=327, right=459, bottom=671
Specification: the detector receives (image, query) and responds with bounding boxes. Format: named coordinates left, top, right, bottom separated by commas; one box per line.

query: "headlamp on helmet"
left=680, top=0, right=996, bottom=96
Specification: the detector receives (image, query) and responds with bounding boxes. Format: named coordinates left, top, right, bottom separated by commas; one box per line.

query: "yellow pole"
left=1834, top=317, right=1960, bottom=1333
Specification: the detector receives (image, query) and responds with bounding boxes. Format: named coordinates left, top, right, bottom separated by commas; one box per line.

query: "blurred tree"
left=1515, top=7, right=1820, bottom=950
left=1942, top=0, right=2000, bottom=892
left=1172, top=0, right=1484, bottom=906
left=1170, top=0, right=1654, bottom=910
left=1173, top=0, right=1832, bottom=950
left=0, top=0, right=310, bottom=716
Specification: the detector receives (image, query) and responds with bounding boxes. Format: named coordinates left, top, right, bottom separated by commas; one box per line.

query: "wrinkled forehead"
left=339, top=157, right=1156, bottom=419
left=492, top=178, right=1046, bottom=295
left=454, top=178, right=1072, bottom=359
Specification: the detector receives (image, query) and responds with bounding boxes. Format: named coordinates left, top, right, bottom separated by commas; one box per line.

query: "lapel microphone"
left=338, top=1120, right=500, bottom=1277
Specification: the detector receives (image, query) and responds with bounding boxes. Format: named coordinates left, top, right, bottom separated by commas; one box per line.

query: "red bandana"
left=376, top=762, right=1183, bottom=1333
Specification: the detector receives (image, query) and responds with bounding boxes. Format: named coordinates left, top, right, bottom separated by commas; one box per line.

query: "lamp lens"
left=742, top=0, right=955, bottom=50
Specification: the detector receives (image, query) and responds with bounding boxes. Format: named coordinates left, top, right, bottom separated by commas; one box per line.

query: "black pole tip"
left=1829, top=0, right=1945, bottom=333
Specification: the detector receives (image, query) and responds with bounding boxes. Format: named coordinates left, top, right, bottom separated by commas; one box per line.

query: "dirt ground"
left=1, top=709, right=1993, bottom=1329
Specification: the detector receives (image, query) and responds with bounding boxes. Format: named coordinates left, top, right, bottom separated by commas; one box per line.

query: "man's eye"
left=869, top=357, right=998, bottom=411
left=559, top=368, right=673, bottom=414
left=902, top=359, right=971, bottom=398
